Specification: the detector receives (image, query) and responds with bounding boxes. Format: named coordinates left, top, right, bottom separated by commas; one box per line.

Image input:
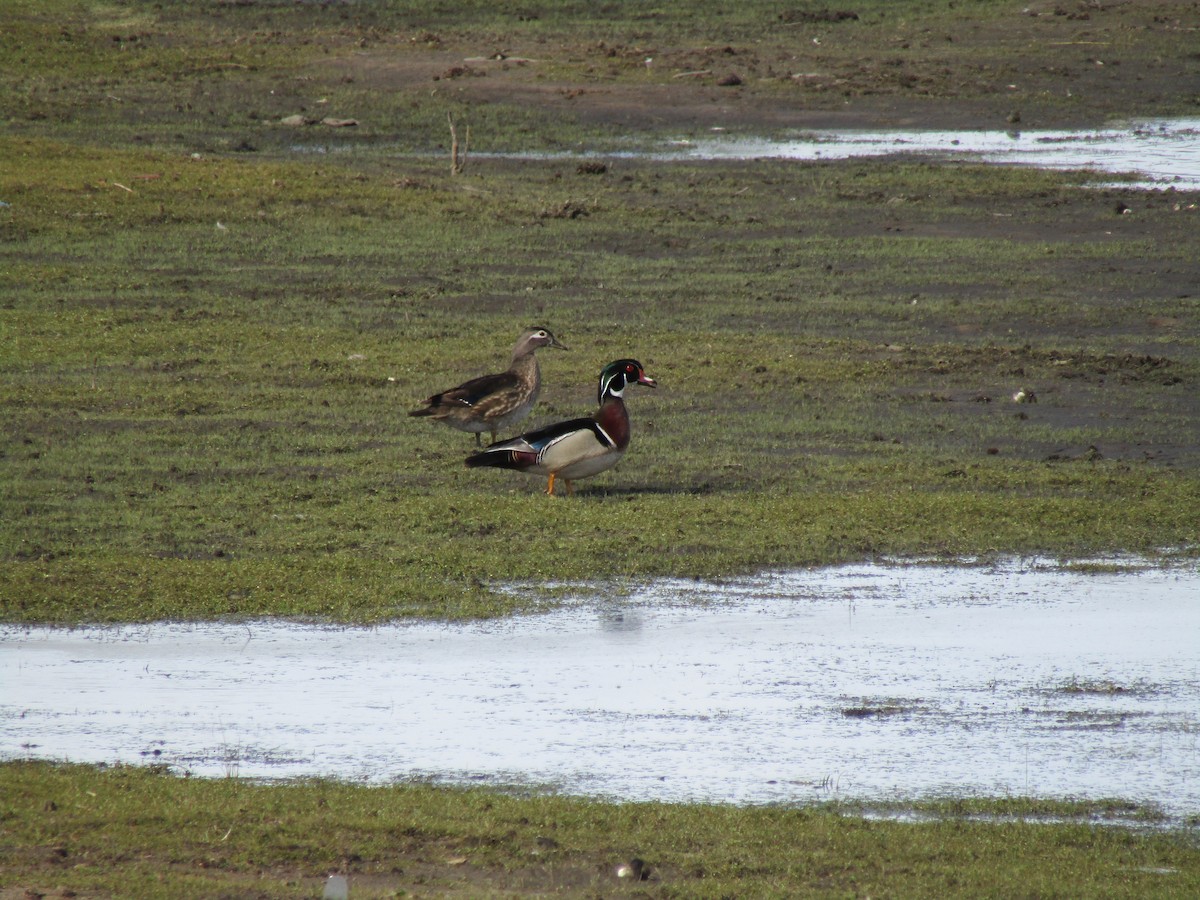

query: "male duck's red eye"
left=626, top=364, right=637, bottom=375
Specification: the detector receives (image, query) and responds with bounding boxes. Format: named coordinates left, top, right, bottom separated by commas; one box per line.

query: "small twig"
left=111, top=182, right=134, bottom=193
left=447, top=112, right=469, bottom=176
left=463, top=55, right=539, bottom=64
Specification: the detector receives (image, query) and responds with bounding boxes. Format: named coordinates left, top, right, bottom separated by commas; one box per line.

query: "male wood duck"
left=465, top=359, right=657, bottom=495
left=408, top=327, right=568, bottom=445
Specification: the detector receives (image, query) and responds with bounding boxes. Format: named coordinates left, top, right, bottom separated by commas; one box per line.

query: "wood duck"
left=465, top=359, right=657, bottom=495
left=408, top=328, right=568, bottom=445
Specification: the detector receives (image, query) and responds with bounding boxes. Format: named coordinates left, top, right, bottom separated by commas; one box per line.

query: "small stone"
left=616, top=858, right=650, bottom=880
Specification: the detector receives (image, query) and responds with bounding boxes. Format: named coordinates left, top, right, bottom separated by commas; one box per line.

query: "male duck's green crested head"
left=598, top=359, right=657, bottom=404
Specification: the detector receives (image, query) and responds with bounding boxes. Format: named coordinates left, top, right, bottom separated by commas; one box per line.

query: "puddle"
left=3, top=559, right=1199, bottom=821
left=288, top=118, right=1199, bottom=189
left=663, top=118, right=1200, bottom=189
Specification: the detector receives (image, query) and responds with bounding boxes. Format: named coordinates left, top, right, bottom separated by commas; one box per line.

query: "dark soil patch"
left=331, top=4, right=1200, bottom=134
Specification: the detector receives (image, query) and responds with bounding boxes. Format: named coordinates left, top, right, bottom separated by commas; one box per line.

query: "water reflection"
left=2, top=559, right=1198, bottom=819
left=598, top=606, right=644, bottom=635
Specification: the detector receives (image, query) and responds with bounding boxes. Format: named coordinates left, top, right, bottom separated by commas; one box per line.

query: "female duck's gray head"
left=512, top=327, right=569, bottom=359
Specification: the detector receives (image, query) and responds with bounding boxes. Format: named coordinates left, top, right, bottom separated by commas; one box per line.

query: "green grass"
left=2, top=135, right=1198, bottom=623
left=3, top=761, right=1199, bottom=899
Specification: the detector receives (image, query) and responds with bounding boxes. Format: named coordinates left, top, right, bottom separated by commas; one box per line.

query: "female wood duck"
left=465, top=359, right=657, bottom=495
left=408, top=327, right=568, bottom=445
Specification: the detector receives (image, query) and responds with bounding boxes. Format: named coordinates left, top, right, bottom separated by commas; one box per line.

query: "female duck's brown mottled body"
left=465, top=359, right=656, bottom=495
left=409, top=328, right=567, bottom=444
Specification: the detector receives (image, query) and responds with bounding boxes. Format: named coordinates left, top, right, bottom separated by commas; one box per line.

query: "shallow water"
left=3, top=559, right=1199, bottom=819
left=287, top=118, right=1200, bottom=189
left=397, top=118, right=1200, bottom=189
left=663, top=118, right=1200, bottom=189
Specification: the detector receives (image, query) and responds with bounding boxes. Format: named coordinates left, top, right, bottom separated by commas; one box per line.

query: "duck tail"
left=465, top=448, right=536, bottom=470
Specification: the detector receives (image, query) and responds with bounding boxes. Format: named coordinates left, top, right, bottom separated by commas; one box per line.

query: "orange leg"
left=565, top=479, right=575, bottom=496
left=546, top=472, right=557, bottom=495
